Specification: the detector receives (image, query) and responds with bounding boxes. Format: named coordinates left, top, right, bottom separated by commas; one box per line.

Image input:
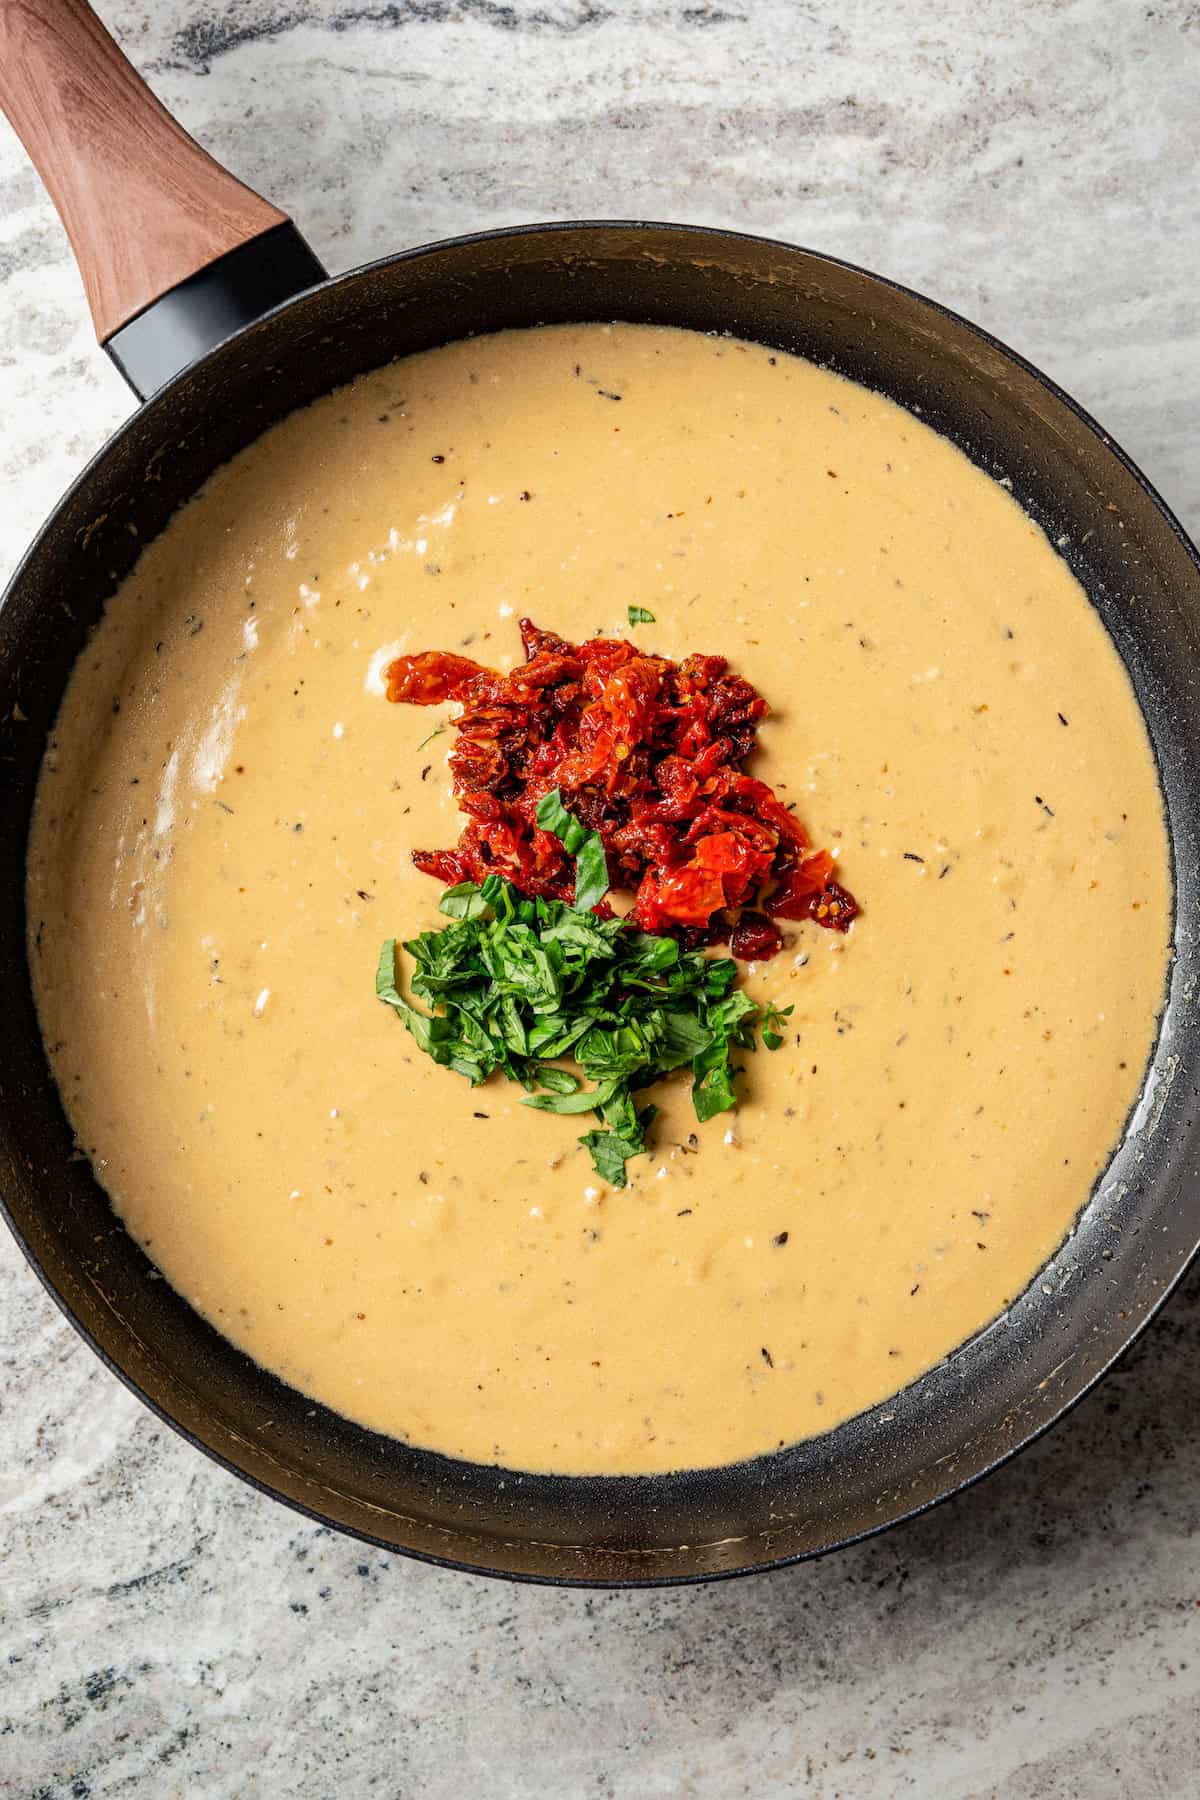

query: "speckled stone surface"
left=2, top=3, right=1199, bottom=1794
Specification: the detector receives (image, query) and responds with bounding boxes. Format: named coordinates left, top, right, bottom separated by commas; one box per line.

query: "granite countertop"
left=2, top=3, right=1199, bottom=1794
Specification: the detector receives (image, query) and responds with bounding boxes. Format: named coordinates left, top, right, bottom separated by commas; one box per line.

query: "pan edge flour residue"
left=27, top=324, right=1172, bottom=1476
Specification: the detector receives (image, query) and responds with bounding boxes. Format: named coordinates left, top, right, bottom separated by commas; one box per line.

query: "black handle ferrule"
left=105, top=221, right=327, bottom=401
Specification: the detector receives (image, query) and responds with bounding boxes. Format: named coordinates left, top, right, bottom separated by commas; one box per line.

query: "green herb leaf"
left=627, top=606, right=656, bottom=626
left=572, top=832, right=611, bottom=913
left=439, top=882, right=490, bottom=921
left=762, top=1001, right=795, bottom=1051
left=708, top=988, right=759, bottom=1036
left=576, top=1022, right=653, bottom=1079
left=534, top=787, right=585, bottom=852
left=416, top=722, right=447, bottom=751
left=691, top=1035, right=739, bottom=1123
left=523, top=1076, right=618, bottom=1115
left=657, top=1009, right=714, bottom=1069
left=580, top=1128, right=636, bottom=1187
left=533, top=1066, right=582, bottom=1095
left=535, top=787, right=610, bottom=911
left=376, top=939, right=473, bottom=1070
left=375, top=937, right=403, bottom=1007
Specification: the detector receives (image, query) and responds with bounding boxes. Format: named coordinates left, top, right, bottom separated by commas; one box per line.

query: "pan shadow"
left=451, top=1257, right=1200, bottom=1797
left=818, top=1248, right=1200, bottom=1582
left=583, top=1252, right=1200, bottom=1704
left=590, top=1245, right=1200, bottom=1663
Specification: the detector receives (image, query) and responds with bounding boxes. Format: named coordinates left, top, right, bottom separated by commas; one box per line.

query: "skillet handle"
left=0, top=0, right=327, bottom=398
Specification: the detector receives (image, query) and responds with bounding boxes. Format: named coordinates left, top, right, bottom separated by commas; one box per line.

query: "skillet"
left=2, top=0, right=1199, bottom=1586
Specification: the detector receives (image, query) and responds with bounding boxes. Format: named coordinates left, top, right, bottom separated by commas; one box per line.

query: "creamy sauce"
left=28, top=324, right=1171, bottom=1476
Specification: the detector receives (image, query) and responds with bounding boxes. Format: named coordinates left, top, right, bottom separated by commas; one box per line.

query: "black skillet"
left=2, top=0, right=1198, bottom=1587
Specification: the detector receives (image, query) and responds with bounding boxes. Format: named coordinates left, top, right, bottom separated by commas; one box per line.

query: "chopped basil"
left=762, top=1001, right=795, bottom=1051
left=524, top=1077, right=620, bottom=1115
left=438, top=882, right=491, bottom=921
left=535, top=787, right=610, bottom=912
left=579, top=1128, right=637, bottom=1186
left=627, top=605, right=656, bottom=625
left=376, top=879, right=777, bottom=1186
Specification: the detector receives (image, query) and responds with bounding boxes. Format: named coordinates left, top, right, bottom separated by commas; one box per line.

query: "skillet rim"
left=3, top=214, right=1199, bottom=1588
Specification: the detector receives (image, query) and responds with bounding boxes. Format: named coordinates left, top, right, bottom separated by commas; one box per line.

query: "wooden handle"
left=0, top=0, right=287, bottom=342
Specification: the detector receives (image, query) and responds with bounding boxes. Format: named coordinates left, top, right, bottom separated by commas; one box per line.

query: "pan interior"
left=2, top=224, right=1198, bottom=1583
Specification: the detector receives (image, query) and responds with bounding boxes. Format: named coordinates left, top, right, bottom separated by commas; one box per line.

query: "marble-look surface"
left=2, top=2, right=1199, bottom=1793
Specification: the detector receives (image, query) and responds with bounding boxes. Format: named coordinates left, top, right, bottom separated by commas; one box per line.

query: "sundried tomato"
left=385, top=651, right=484, bottom=706
left=385, top=620, right=857, bottom=957
left=729, top=911, right=784, bottom=962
